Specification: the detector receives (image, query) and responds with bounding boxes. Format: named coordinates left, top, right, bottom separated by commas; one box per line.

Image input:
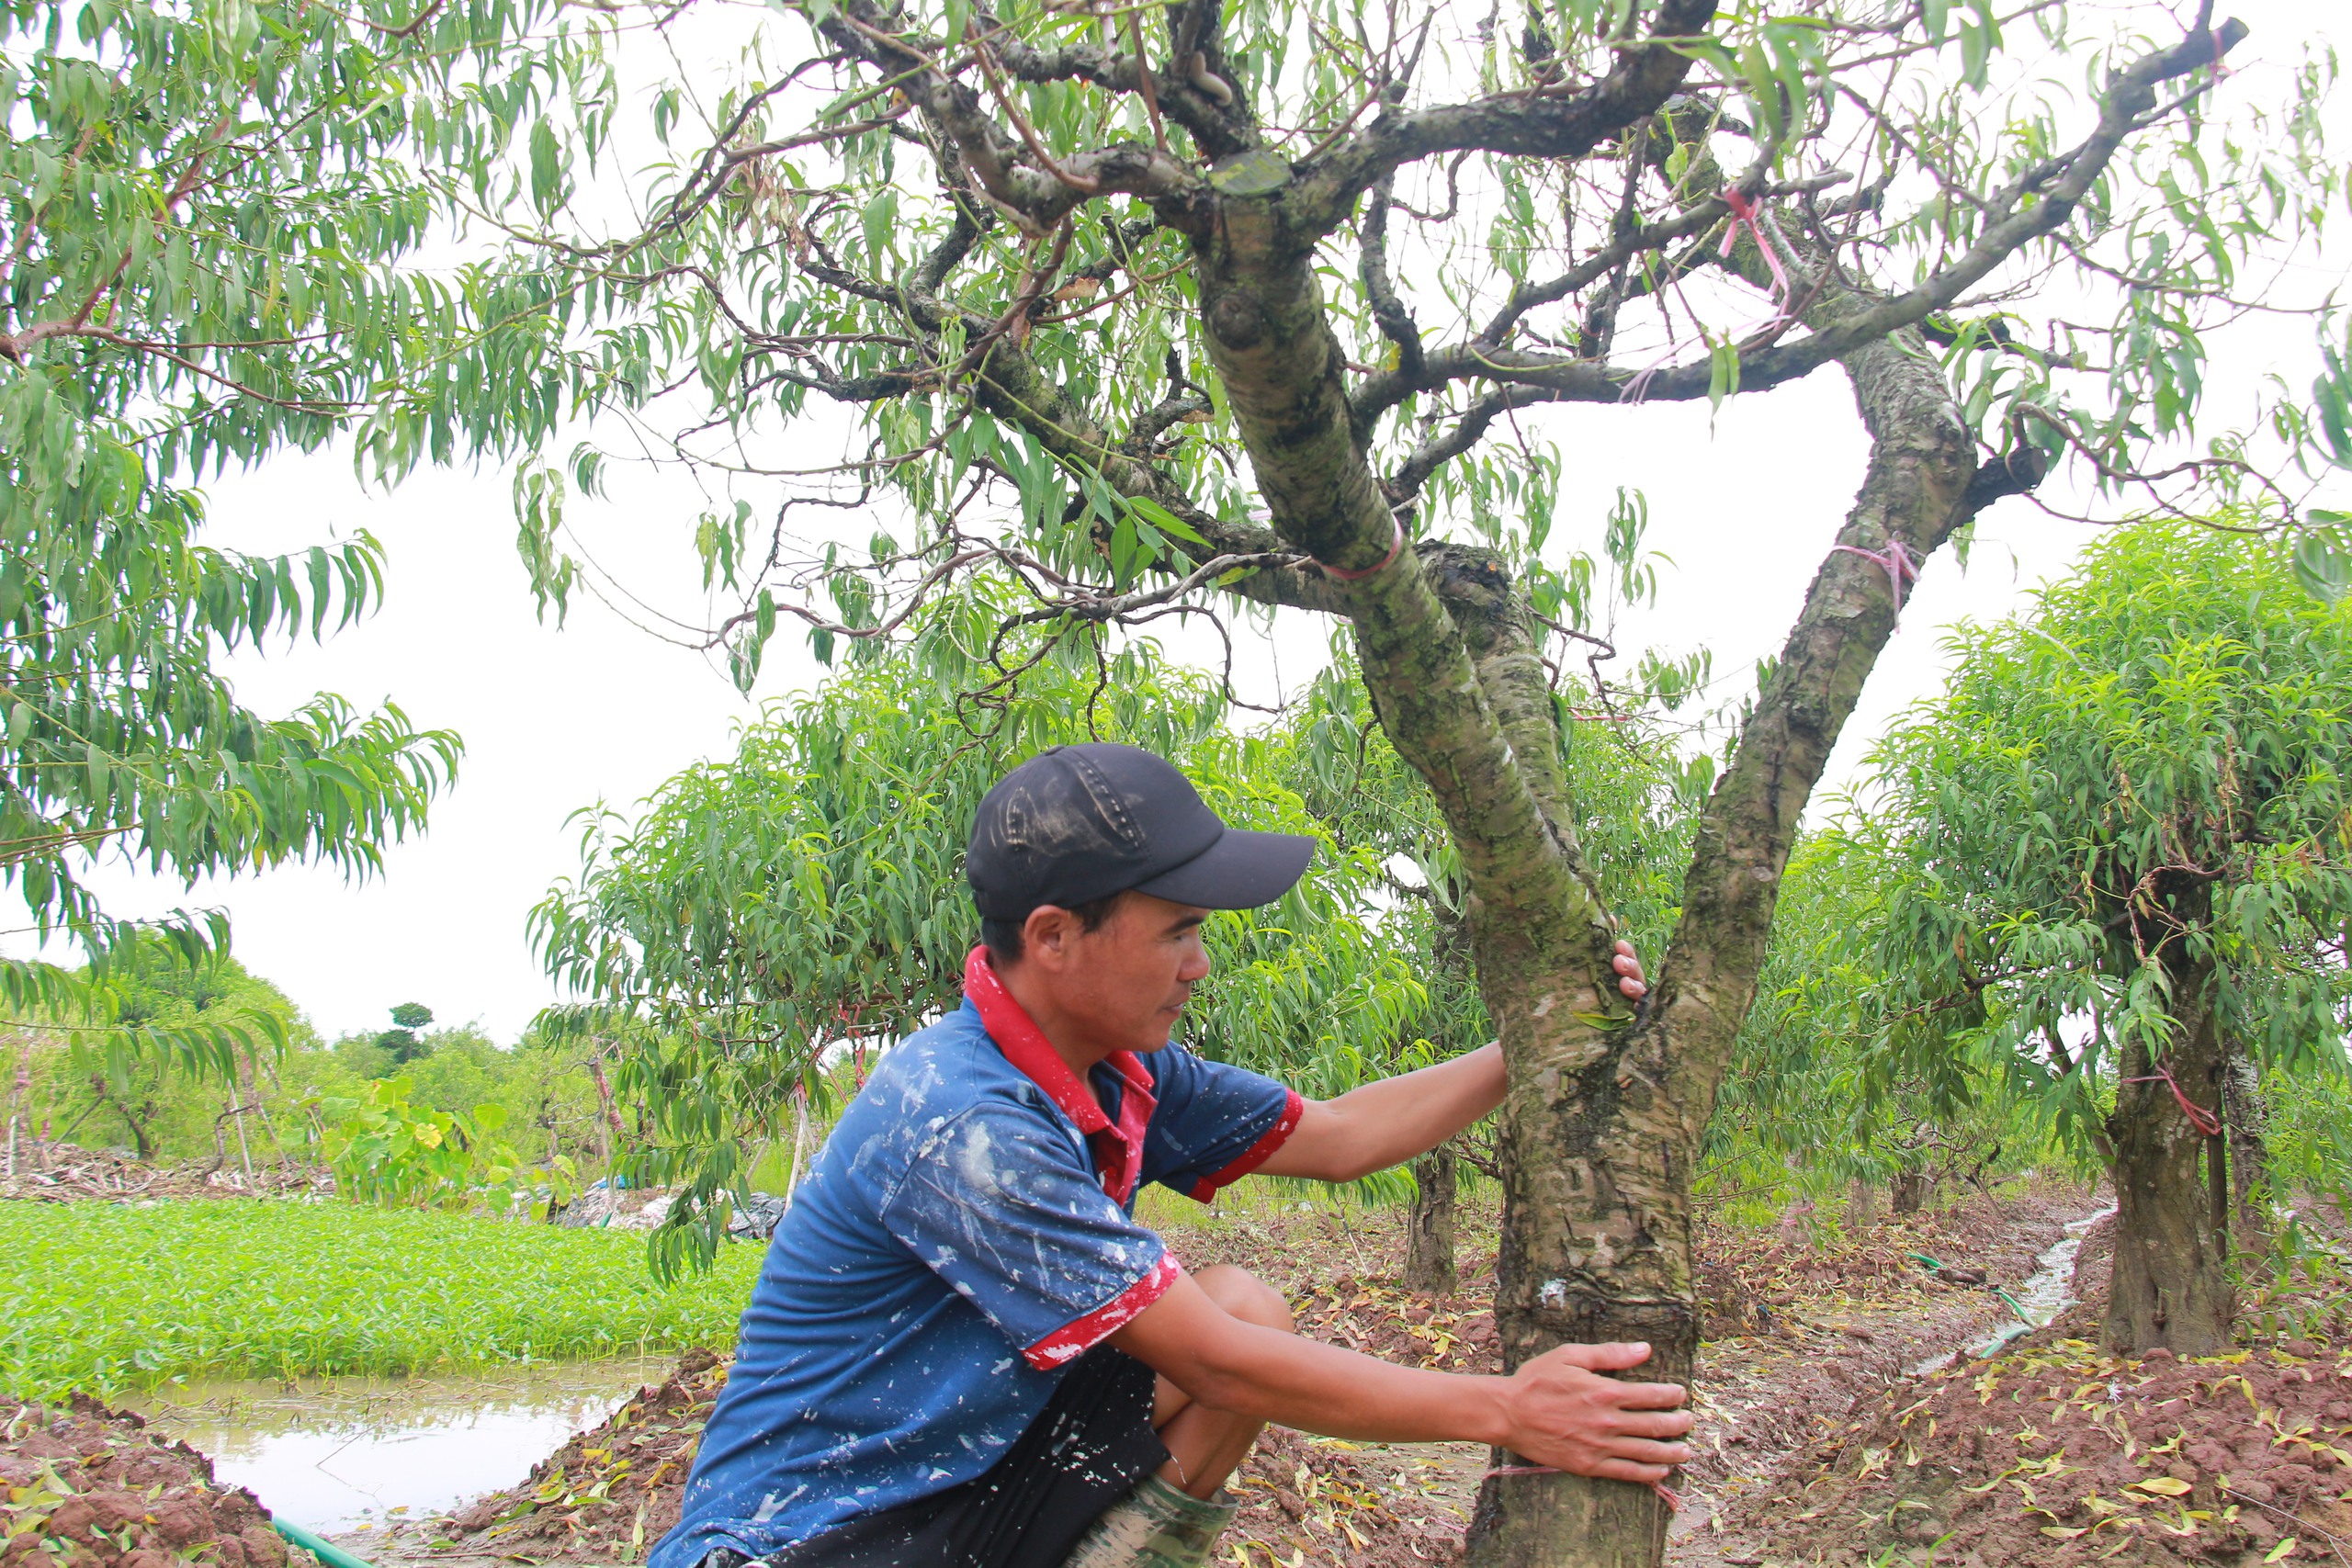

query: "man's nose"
left=1177, top=942, right=1211, bottom=983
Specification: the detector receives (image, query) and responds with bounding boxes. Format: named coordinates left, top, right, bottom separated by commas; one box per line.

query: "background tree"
left=1708, top=831, right=2050, bottom=1224
left=378, top=1002, right=438, bottom=1066
left=11, top=952, right=298, bottom=1167
left=533, top=581, right=1432, bottom=1276
left=0, top=0, right=606, bottom=1080
left=483, top=1, right=2346, bottom=1560
left=1856, top=521, right=2352, bottom=1354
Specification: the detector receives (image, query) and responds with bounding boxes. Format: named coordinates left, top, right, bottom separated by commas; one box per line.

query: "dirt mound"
left=2, top=1144, right=331, bottom=1202
left=0, top=1396, right=292, bottom=1568
left=1724, top=1330, right=2352, bottom=1566
left=437, top=1348, right=730, bottom=1559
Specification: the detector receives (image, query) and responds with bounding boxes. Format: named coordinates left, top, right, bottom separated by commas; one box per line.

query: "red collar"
left=963, top=946, right=1156, bottom=1205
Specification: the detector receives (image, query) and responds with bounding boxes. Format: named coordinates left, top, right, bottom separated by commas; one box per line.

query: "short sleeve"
left=1139, top=1046, right=1304, bottom=1203
left=877, top=1100, right=1180, bottom=1371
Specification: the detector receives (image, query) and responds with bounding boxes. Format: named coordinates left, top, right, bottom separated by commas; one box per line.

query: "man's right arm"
left=1106, top=1270, right=1694, bottom=1483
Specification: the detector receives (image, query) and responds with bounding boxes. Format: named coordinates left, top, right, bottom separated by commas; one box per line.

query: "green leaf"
left=1707, top=339, right=1741, bottom=415
left=1127, top=496, right=1208, bottom=547
left=861, top=188, right=898, bottom=262
left=529, top=117, right=561, bottom=214
left=2290, top=529, right=2350, bottom=604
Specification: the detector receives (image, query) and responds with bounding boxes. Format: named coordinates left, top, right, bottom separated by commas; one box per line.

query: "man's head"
left=967, top=744, right=1314, bottom=1053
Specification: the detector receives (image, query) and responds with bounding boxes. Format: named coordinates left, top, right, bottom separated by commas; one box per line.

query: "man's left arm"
left=1260, top=941, right=1646, bottom=1184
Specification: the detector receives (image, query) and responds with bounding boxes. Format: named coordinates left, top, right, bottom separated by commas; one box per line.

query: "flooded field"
left=129, top=1358, right=675, bottom=1535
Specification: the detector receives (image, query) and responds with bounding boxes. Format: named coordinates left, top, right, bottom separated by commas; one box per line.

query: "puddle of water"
left=128, top=1358, right=676, bottom=1535
left=1909, top=1204, right=2118, bottom=1376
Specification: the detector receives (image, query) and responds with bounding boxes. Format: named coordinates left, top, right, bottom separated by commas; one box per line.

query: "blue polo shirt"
left=650, top=949, right=1301, bottom=1567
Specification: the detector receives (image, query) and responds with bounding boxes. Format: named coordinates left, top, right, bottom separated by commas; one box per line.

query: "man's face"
left=1035, top=891, right=1212, bottom=1055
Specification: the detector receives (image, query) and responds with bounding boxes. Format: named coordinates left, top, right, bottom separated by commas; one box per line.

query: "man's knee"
left=1191, top=1264, right=1294, bottom=1335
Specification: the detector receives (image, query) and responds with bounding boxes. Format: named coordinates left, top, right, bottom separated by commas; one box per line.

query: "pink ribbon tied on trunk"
left=1483, top=1464, right=1681, bottom=1511
left=2119, top=1063, right=2223, bottom=1138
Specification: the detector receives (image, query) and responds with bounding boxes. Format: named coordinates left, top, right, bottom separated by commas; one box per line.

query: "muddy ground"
left=1700, top=1213, right=2352, bottom=1568
left=299, top=1179, right=2301, bottom=1568
left=11, top=1175, right=2342, bottom=1566
left=0, top=1397, right=297, bottom=1568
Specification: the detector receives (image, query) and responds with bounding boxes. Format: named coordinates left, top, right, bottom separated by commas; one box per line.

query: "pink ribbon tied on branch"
left=1830, top=536, right=1925, bottom=622
left=1618, top=188, right=1794, bottom=406
left=1720, top=187, right=1791, bottom=307
left=1320, top=516, right=1407, bottom=581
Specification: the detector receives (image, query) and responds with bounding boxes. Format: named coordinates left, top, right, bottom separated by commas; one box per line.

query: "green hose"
left=274, top=1517, right=379, bottom=1568
left=1908, top=1251, right=1945, bottom=1270
left=1993, top=1287, right=2033, bottom=1325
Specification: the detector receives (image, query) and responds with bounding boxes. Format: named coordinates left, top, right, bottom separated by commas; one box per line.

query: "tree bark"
left=2222, top=1037, right=2269, bottom=1258
left=2103, top=964, right=2233, bottom=1353
left=1406, top=1147, right=1459, bottom=1294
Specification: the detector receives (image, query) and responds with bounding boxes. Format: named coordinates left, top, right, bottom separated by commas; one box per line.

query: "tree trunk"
left=2104, top=965, right=2232, bottom=1353
left=242, top=1046, right=286, bottom=1167
left=1890, top=1168, right=1931, bottom=1214
left=1460, top=328, right=2018, bottom=1563
left=787, top=1085, right=813, bottom=1198
left=589, top=1053, right=621, bottom=1179
left=92, top=1072, right=155, bottom=1161
left=5, top=1039, right=27, bottom=1183
left=1405, top=1147, right=1459, bottom=1294
left=1184, top=190, right=2036, bottom=1559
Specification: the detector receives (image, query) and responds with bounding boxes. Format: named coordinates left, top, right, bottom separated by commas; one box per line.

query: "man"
left=655, top=743, right=1689, bottom=1568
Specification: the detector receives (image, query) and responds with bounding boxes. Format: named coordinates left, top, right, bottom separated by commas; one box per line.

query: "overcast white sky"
left=43, top=0, right=2351, bottom=1043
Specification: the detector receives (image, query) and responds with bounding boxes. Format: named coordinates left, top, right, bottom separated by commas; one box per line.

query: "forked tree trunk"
left=1405, top=1147, right=1458, bottom=1294
left=92, top=1072, right=155, bottom=1162
left=1188, top=169, right=2028, bottom=1561
left=2104, top=966, right=2232, bottom=1353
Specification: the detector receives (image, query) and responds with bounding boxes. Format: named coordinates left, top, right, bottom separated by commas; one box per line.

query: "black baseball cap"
left=967, top=743, right=1315, bottom=921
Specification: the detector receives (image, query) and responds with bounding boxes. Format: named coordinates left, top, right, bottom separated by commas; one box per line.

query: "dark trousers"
left=709, top=1348, right=1168, bottom=1568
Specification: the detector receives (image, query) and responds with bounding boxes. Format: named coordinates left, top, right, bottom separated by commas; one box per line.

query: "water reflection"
left=130, top=1358, right=674, bottom=1535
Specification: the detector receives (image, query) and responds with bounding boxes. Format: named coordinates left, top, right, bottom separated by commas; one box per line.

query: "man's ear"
left=1022, top=904, right=1075, bottom=970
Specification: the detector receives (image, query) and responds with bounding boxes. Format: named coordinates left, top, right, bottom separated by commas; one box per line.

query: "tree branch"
left=1290, top=0, right=1719, bottom=233
left=1348, top=19, right=2245, bottom=430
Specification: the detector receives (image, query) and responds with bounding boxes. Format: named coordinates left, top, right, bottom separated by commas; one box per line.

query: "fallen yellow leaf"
left=2129, top=1477, right=2194, bottom=1496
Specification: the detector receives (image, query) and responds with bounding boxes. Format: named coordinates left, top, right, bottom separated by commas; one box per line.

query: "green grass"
left=0, top=1201, right=763, bottom=1400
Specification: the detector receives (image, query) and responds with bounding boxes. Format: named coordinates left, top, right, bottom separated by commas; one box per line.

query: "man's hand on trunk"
left=1497, top=1339, right=1691, bottom=1483
left=1609, top=939, right=1647, bottom=1002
